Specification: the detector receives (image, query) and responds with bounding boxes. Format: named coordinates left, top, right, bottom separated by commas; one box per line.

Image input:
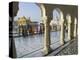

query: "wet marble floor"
left=14, top=31, right=68, bottom=57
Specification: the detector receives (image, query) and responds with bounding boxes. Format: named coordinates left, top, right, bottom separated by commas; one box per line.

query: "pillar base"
left=74, top=34, right=77, bottom=39
left=42, top=47, right=52, bottom=56
left=60, top=38, right=65, bottom=45
left=60, top=41, right=64, bottom=45
left=68, top=38, right=71, bottom=41
left=73, top=35, right=77, bottom=40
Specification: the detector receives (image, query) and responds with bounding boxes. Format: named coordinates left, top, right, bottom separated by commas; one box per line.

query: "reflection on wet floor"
left=14, top=31, right=68, bottom=57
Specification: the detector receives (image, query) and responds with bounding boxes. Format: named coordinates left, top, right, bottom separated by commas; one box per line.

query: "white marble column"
left=67, top=15, right=71, bottom=41
left=60, top=17, right=64, bottom=45
left=39, top=4, right=51, bottom=55
left=74, top=18, right=77, bottom=38
left=42, top=16, right=51, bottom=55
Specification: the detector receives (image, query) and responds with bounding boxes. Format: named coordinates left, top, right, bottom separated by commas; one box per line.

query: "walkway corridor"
left=14, top=31, right=68, bottom=57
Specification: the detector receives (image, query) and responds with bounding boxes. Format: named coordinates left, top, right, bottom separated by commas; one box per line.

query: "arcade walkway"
left=49, top=38, right=78, bottom=56
left=14, top=31, right=69, bottom=58
left=9, top=2, right=78, bottom=58
left=19, top=37, right=78, bottom=58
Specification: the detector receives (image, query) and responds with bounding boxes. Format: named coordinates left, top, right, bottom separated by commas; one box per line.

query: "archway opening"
left=13, top=2, right=45, bottom=57
left=50, top=8, right=64, bottom=48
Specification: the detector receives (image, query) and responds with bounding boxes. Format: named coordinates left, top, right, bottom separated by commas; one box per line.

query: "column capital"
left=60, top=18, right=64, bottom=25
left=66, top=15, right=71, bottom=23
left=68, top=18, right=71, bottom=23
left=42, top=16, right=47, bottom=24
left=42, top=16, right=47, bottom=20
left=74, top=18, right=77, bottom=24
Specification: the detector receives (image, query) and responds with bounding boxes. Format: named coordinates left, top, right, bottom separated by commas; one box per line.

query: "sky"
left=14, top=2, right=60, bottom=22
